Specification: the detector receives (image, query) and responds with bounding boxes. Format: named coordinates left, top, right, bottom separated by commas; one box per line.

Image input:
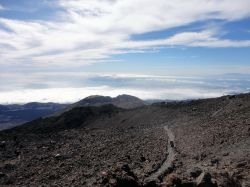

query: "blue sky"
left=0, top=0, right=250, bottom=103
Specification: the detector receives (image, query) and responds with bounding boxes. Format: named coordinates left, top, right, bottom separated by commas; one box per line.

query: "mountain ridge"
left=54, top=94, right=146, bottom=116
left=75, top=94, right=146, bottom=109
left=0, top=103, right=68, bottom=130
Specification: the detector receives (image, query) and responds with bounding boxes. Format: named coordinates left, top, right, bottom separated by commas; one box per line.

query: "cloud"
left=0, top=0, right=250, bottom=66
left=118, top=30, right=250, bottom=49
left=0, top=72, right=249, bottom=103
left=0, top=86, right=231, bottom=104
left=0, top=4, right=5, bottom=11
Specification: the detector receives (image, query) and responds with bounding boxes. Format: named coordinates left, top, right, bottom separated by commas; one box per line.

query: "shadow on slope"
left=3, top=104, right=122, bottom=134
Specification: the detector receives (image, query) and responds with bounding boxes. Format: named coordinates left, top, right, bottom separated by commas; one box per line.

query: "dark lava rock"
left=140, top=155, right=146, bottom=162
left=143, top=180, right=158, bottom=187
left=166, top=174, right=182, bottom=187
left=229, top=95, right=236, bottom=99
left=54, top=153, right=70, bottom=161
left=222, top=152, right=229, bottom=156
left=181, top=181, right=196, bottom=187
left=200, top=153, right=207, bottom=161
left=211, top=158, right=220, bottom=166
left=189, top=167, right=203, bottom=178
left=170, top=141, right=175, bottom=148
left=115, top=176, right=139, bottom=187
left=0, top=174, right=16, bottom=185
left=0, top=172, right=6, bottom=178
left=216, top=172, right=242, bottom=187
left=196, top=172, right=217, bottom=187
left=0, top=141, right=6, bottom=148
left=102, top=163, right=140, bottom=187
left=236, top=161, right=247, bottom=168
left=121, top=164, right=137, bottom=179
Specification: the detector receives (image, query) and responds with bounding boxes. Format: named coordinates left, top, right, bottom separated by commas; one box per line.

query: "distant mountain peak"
left=116, top=94, right=138, bottom=98
left=84, top=95, right=110, bottom=99
left=56, top=94, right=145, bottom=116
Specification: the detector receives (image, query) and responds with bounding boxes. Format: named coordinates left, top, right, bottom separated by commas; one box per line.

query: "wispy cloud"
left=0, top=4, right=5, bottom=10
left=0, top=0, right=250, bottom=66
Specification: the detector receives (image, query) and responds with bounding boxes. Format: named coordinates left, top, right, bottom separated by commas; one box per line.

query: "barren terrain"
left=0, top=93, right=250, bottom=186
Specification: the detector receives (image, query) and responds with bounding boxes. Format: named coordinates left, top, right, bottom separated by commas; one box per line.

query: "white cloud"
left=0, top=0, right=250, bottom=66
left=0, top=71, right=249, bottom=103
left=0, top=86, right=228, bottom=104
left=0, top=4, right=4, bottom=10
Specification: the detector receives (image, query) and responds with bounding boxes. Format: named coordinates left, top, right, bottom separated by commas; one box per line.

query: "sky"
left=0, top=0, right=250, bottom=103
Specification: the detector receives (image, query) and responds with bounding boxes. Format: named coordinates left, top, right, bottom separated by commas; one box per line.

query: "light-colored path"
left=145, top=125, right=176, bottom=181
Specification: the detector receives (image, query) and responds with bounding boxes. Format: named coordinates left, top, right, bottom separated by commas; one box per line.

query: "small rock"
left=0, top=172, right=6, bottom=178
left=170, top=141, right=175, bottom=148
left=101, top=171, right=108, bottom=177
left=54, top=153, right=62, bottom=160
left=193, top=155, right=199, bottom=160
left=236, top=161, right=247, bottom=168
left=50, top=140, right=56, bottom=144
left=222, top=152, right=229, bottom=156
left=229, top=95, right=236, bottom=99
left=109, top=178, right=116, bottom=185
left=140, top=155, right=146, bottom=162
left=200, top=152, right=207, bottom=160
left=101, top=177, right=109, bottom=185
left=55, top=153, right=61, bottom=157
left=189, top=167, right=202, bottom=178
left=211, top=158, right=220, bottom=166
left=0, top=141, right=6, bottom=148
left=126, top=155, right=131, bottom=160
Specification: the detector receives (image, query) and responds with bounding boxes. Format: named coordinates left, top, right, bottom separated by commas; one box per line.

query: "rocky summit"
left=0, top=93, right=250, bottom=186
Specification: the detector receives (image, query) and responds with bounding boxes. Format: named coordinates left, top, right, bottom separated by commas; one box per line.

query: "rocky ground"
left=169, top=94, right=250, bottom=187
left=0, top=93, right=250, bottom=186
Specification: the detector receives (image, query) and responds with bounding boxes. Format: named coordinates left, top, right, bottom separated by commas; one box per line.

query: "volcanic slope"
left=54, top=94, right=146, bottom=116
left=0, top=102, right=68, bottom=131
left=0, top=93, right=250, bottom=186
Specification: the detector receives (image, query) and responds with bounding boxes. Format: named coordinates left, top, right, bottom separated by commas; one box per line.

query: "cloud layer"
left=1, top=0, right=250, bottom=66
left=0, top=72, right=249, bottom=103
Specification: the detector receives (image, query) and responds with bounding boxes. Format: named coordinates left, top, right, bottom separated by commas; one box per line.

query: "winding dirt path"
left=145, top=125, right=176, bottom=181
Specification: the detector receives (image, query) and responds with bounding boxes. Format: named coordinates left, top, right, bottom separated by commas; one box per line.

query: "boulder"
left=0, top=172, right=6, bottom=178
left=143, top=180, right=158, bottom=187
left=115, top=175, right=139, bottom=187
left=166, top=174, right=182, bottom=186
left=0, top=141, right=6, bottom=148
left=189, top=167, right=202, bottom=178
left=211, top=158, right=220, bottom=166
left=140, top=155, right=146, bottom=162
left=236, top=161, right=247, bottom=168
left=196, top=172, right=217, bottom=187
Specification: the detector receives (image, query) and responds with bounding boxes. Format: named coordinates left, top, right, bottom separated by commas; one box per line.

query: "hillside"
left=0, top=103, right=68, bottom=131
left=0, top=95, right=144, bottom=131
left=0, top=93, right=249, bottom=186
left=55, top=94, right=146, bottom=116
left=72, top=94, right=145, bottom=109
